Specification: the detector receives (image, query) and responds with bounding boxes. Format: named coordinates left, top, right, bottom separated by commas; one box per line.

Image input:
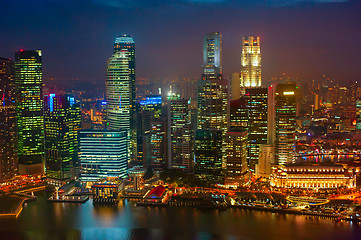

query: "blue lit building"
left=79, top=129, right=128, bottom=183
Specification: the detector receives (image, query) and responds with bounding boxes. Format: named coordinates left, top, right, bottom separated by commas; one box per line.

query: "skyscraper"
left=0, top=57, right=17, bottom=181
left=79, top=129, right=128, bottom=184
left=203, top=32, right=222, bottom=74
left=106, top=35, right=136, bottom=162
left=246, top=88, right=268, bottom=172
left=44, top=94, right=81, bottom=183
left=268, top=84, right=297, bottom=165
left=240, top=36, right=261, bottom=88
left=15, top=50, right=45, bottom=175
left=194, top=129, right=223, bottom=184
left=198, top=32, right=227, bottom=133
left=225, top=128, right=248, bottom=186
left=170, top=97, right=193, bottom=172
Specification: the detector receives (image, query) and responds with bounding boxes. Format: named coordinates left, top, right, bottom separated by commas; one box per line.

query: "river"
left=0, top=192, right=360, bottom=240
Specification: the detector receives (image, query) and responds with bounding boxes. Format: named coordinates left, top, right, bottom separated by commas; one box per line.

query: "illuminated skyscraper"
left=15, top=50, right=45, bottom=175
left=198, top=32, right=227, bottom=133
left=79, top=129, right=128, bottom=184
left=246, top=88, right=268, bottom=172
left=268, top=84, right=297, bottom=165
left=356, top=99, right=361, bottom=130
left=106, top=35, right=136, bottom=162
left=44, top=94, right=81, bottom=183
left=203, top=32, right=222, bottom=74
left=170, top=97, right=193, bottom=172
left=240, top=36, right=261, bottom=88
left=0, top=57, right=17, bottom=181
left=225, top=128, right=248, bottom=186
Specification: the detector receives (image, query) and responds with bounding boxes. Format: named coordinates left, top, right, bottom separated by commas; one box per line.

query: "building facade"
left=225, top=128, right=248, bottom=186
left=44, top=94, right=81, bottom=182
left=240, top=36, right=261, bottom=88
left=0, top=57, right=17, bottom=181
left=15, top=50, right=45, bottom=175
left=268, top=84, right=297, bottom=165
left=79, top=130, right=128, bottom=183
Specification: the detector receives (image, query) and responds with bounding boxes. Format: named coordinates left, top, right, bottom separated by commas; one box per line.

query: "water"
left=0, top=192, right=360, bottom=240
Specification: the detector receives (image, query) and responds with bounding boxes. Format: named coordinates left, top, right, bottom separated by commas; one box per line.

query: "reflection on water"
left=296, top=154, right=358, bottom=163
left=0, top=192, right=360, bottom=240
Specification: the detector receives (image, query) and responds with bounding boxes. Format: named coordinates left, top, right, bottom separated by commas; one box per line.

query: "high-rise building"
left=246, top=88, right=268, bottom=172
left=229, top=97, right=248, bottom=129
left=255, top=144, right=274, bottom=178
left=44, top=94, right=81, bottom=183
left=240, top=36, right=261, bottom=88
left=194, top=129, right=223, bottom=184
left=0, top=57, right=17, bottom=181
left=268, top=84, right=297, bottom=165
left=198, top=32, right=227, bottom=132
left=203, top=32, right=222, bottom=74
left=170, top=97, right=193, bottom=172
left=106, top=35, right=136, bottom=162
left=79, top=129, right=128, bottom=184
left=356, top=99, right=361, bottom=130
left=15, top=50, right=45, bottom=175
left=225, top=128, right=248, bottom=186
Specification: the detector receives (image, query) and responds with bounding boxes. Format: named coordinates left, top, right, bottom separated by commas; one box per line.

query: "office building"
left=246, top=88, right=268, bottom=172
left=225, top=128, right=248, bottom=186
left=0, top=57, right=17, bottom=181
left=15, top=50, right=45, bottom=175
left=44, top=94, right=81, bottom=183
left=79, top=130, right=128, bottom=184
left=106, top=35, right=136, bottom=162
left=268, top=84, right=297, bottom=165
left=240, top=36, right=261, bottom=88
left=255, top=144, right=274, bottom=178
left=194, top=129, right=223, bottom=184
left=170, top=97, right=193, bottom=172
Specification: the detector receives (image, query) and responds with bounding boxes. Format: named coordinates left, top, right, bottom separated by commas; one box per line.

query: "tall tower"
left=198, top=32, right=227, bottom=133
left=15, top=50, right=45, bottom=175
left=240, top=36, right=261, bottom=88
left=170, top=97, right=193, bottom=172
left=44, top=94, right=81, bottom=183
left=203, top=32, right=222, bottom=74
left=268, top=84, right=296, bottom=165
left=107, top=35, right=137, bottom=162
left=0, top=57, right=17, bottom=181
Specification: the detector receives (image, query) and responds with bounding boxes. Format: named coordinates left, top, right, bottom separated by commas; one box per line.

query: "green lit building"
left=246, top=88, right=268, bottom=172
left=107, top=35, right=137, bottom=163
left=44, top=94, right=81, bottom=183
left=15, top=50, right=45, bottom=175
left=194, top=129, right=223, bottom=184
left=0, top=57, right=17, bottom=181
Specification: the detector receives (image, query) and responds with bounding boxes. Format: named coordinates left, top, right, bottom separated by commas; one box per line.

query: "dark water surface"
left=0, top=192, right=360, bottom=240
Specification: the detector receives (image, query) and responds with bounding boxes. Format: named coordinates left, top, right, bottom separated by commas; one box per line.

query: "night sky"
left=1, top=0, right=360, bottom=84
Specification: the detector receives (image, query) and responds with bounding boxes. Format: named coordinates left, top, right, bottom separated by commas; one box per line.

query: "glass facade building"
left=268, top=84, right=297, bottom=165
left=0, top=57, right=17, bottom=181
left=108, top=35, right=137, bottom=163
left=194, top=129, right=223, bottom=184
left=44, top=94, right=81, bottom=182
left=79, top=130, right=128, bottom=183
left=170, top=97, right=193, bottom=172
left=15, top=50, right=45, bottom=175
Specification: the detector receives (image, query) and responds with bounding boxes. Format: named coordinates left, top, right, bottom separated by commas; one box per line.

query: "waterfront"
left=0, top=192, right=360, bottom=240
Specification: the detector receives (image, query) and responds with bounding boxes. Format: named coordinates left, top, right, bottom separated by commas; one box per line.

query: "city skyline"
left=0, top=1, right=360, bottom=84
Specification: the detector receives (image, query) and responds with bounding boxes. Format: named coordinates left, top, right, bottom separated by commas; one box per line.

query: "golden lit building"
left=270, top=164, right=356, bottom=189
left=240, top=36, right=261, bottom=88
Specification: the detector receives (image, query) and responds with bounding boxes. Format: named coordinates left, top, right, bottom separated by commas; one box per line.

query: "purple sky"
left=0, top=0, right=360, bottom=84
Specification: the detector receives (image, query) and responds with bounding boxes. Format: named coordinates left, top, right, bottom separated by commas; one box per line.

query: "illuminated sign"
left=283, top=91, right=294, bottom=95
